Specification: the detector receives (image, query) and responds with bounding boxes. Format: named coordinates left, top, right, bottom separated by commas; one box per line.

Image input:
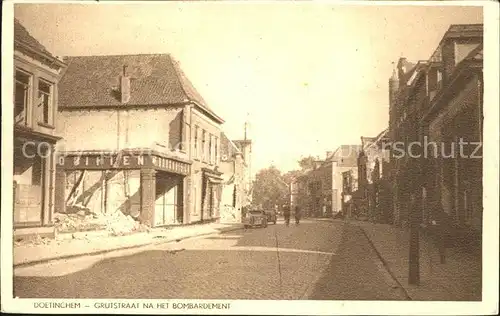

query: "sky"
left=13, top=2, right=483, bottom=176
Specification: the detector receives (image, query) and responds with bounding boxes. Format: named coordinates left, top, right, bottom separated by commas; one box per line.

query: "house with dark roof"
left=388, top=24, right=483, bottom=248
left=13, top=19, right=67, bottom=239
left=54, top=53, right=225, bottom=227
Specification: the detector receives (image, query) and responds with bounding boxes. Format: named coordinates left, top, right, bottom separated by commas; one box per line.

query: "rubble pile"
left=103, top=210, right=149, bottom=236
left=54, top=210, right=106, bottom=234
left=55, top=206, right=149, bottom=236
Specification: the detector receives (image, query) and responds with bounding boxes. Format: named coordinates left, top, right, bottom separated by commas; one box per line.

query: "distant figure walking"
left=294, top=206, right=301, bottom=225
left=283, top=204, right=291, bottom=226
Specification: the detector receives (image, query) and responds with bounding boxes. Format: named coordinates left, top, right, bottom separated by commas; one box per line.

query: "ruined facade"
left=55, top=54, right=225, bottom=227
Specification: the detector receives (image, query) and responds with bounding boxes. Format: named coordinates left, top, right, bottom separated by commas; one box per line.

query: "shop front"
left=56, top=150, right=191, bottom=227
left=201, top=168, right=223, bottom=222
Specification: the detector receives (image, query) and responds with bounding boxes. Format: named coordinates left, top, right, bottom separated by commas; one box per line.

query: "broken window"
left=15, top=69, right=31, bottom=125
left=38, top=79, right=53, bottom=125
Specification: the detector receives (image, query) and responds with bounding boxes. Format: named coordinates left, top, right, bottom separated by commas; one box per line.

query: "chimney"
left=120, top=65, right=131, bottom=103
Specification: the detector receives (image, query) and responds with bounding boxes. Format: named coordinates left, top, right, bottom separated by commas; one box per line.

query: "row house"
left=356, top=128, right=392, bottom=223
left=420, top=26, right=483, bottom=247
left=388, top=57, right=430, bottom=227
left=388, top=24, right=483, bottom=247
left=287, top=156, right=328, bottom=217
left=295, top=146, right=361, bottom=218
left=54, top=54, right=225, bottom=227
left=218, top=132, right=252, bottom=223
left=13, top=19, right=67, bottom=239
left=304, top=157, right=330, bottom=217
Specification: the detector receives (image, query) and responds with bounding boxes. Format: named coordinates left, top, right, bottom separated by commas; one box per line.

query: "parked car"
left=243, top=210, right=268, bottom=228
left=264, top=209, right=277, bottom=224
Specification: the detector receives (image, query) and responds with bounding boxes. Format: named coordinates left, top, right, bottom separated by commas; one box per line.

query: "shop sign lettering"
left=58, top=154, right=190, bottom=175
left=152, top=156, right=189, bottom=174
left=58, top=154, right=146, bottom=169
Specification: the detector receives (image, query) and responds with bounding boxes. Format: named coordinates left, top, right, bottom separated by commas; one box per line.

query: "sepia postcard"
left=1, top=0, right=499, bottom=315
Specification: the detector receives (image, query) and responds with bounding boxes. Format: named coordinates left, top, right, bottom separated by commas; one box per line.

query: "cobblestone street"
left=14, top=219, right=407, bottom=300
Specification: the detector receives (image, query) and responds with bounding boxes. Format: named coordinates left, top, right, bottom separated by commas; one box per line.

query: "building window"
left=425, top=73, right=429, bottom=96
left=343, top=172, right=351, bottom=193
left=15, top=69, right=31, bottom=125
left=38, top=79, right=53, bottom=125
left=194, top=126, right=199, bottom=159
left=212, top=136, right=216, bottom=164
left=208, top=134, right=213, bottom=164
left=437, top=70, right=443, bottom=89
left=179, top=109, right=186, bottom=152
left=201, top=130, right=206, bottom=161
left=193, top=186, right=197, bottom=215
left=215, top=137, right=219, bottom=165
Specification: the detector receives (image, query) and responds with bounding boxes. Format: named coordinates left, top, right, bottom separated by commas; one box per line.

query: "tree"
left=298, top=156, right=317, bottom=171
left=282, top=170, right=303, bottom=186
left=252, top=166, right=289, bottom=209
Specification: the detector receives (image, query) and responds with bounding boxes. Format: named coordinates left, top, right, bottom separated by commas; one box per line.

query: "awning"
left=203, top=168, right=224, bottom=184
left=207, top=177, right=224, bottom=184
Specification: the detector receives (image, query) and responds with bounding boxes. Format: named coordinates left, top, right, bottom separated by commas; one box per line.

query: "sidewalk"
left=14, top=222, right=243, bottom=268
left=351, top=220, right=481, bottom=301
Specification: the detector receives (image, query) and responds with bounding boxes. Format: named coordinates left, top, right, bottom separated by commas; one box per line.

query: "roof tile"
left=59, top=54, right=223, bottom=122
left=14, top=18, right=55, bottom=57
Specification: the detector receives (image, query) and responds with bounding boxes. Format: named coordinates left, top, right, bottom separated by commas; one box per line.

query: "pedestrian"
left=294, top=206, right=301, bottom=225
left=283, top=204, right=291, bottom=226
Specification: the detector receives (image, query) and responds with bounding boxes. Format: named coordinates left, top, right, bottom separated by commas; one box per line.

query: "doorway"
left=154, top=172, right=184, bottom=226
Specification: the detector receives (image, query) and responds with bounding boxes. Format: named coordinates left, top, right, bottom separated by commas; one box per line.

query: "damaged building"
left=54, top=54, right=226, bottom=228
left=13, top=19, right=67, bottom=239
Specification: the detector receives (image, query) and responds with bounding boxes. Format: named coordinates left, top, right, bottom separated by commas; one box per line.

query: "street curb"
left=14, top=225, right=243, bottom=268
left=356, top=223, right=413, bottom=301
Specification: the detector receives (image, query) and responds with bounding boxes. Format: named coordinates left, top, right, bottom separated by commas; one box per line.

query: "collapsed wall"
left=55, top=170, right=147, bottom=236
